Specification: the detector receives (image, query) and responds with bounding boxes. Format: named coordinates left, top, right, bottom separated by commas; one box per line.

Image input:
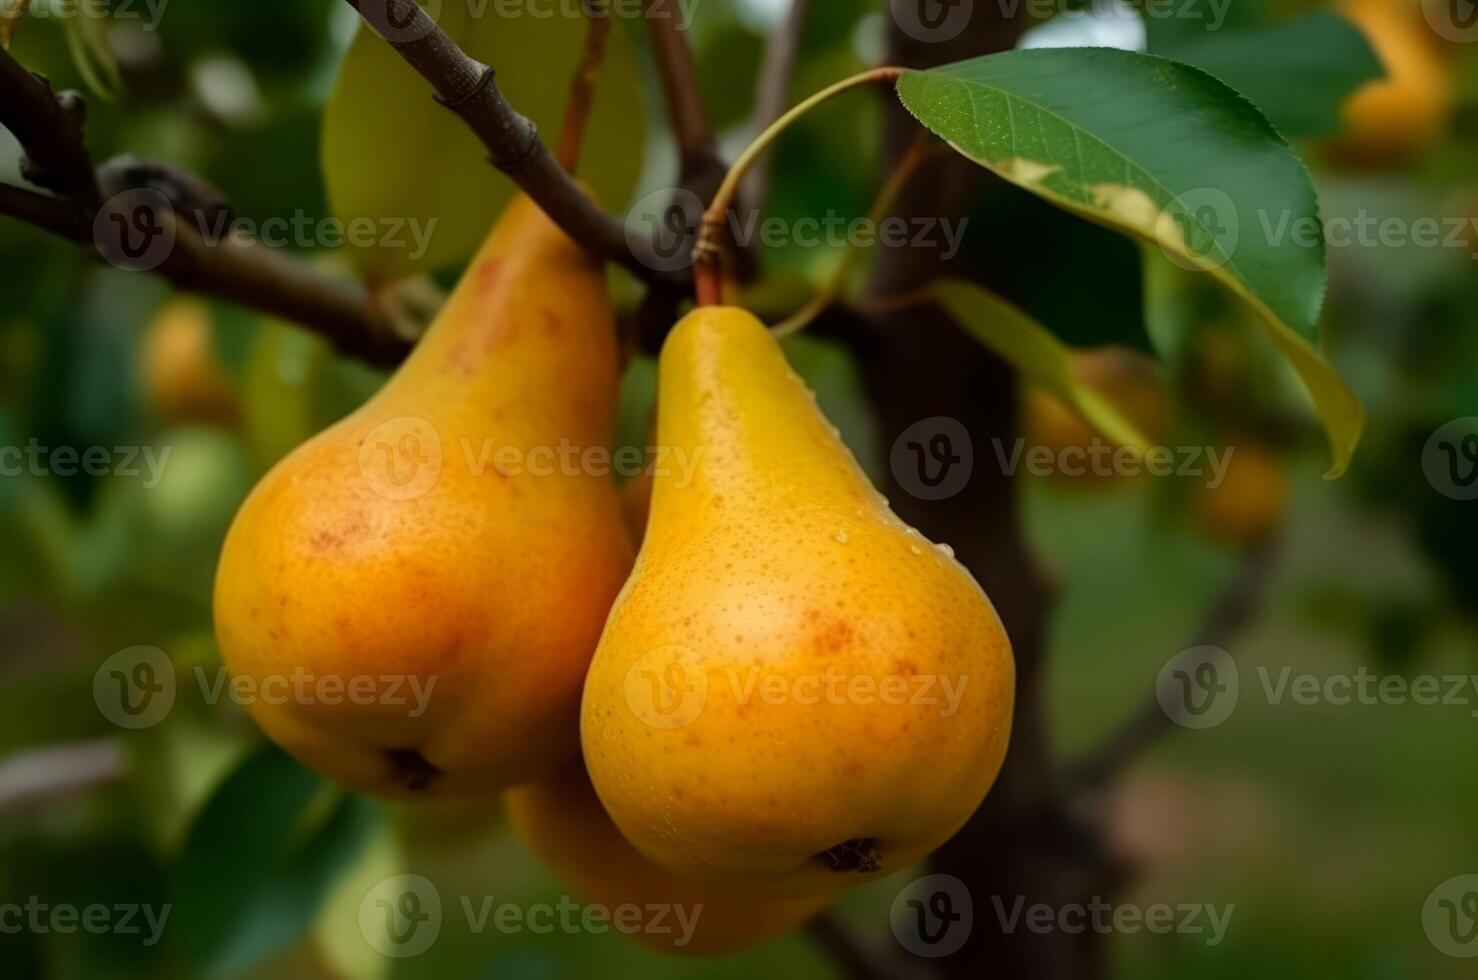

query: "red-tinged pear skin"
left=213, top=196, right=634, bottom=798
left=580, top=306, right=1015, bottom=897
left=506, top=763, right=830, bottom=954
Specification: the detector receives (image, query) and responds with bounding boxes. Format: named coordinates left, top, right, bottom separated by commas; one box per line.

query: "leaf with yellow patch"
left=897, top=47, right=1363, bottom=476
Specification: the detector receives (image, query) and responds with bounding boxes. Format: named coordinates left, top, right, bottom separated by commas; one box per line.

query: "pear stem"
left=556, top=1, right=612, bottom=174
left=692, top=66, right=906, bottom=307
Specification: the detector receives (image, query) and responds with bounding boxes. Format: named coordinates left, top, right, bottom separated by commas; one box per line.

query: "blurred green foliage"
left=0, top=0, right=1475, bottom=978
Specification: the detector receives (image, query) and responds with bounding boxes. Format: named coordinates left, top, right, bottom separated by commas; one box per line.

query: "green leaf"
left=62, top=9, right=122, bottom=101
left=1149, top=12, right=1384, bottom=139
left=173, top=745, right=380, bottom=978
left=928, top=278, right=1150, bottom=452
left=896, top=47, right=1364, bottom=476
left=323, top=6, right=646, bottom=284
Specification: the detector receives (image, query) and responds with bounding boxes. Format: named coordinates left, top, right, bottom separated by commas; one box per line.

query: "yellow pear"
left=1193, top=440, right=1289, bottom=549
left=214, top=196, right=634, bottom=798
left=1331, top=0, right=1453, bottom=165
left=581, top=306, right=1015, bottom=897
left=1024, top=346, right=1172, bottom=487
left=506, top=762, right=830, bottom=954
left=138, top=297, right=240, bottom=426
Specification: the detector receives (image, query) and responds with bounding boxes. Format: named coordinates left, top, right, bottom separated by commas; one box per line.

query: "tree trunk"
left=855, top=8, right=1119, bottom=977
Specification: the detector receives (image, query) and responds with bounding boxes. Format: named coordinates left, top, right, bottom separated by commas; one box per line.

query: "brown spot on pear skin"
left=473, top=258, right=502, bottom=296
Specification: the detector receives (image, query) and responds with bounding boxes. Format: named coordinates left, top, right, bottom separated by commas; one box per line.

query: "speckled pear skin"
left=214, top=196, right=634, bottom=799
left=506, top=762, right=830, bottom=954
left=580, top=306, right=1015, bottom=897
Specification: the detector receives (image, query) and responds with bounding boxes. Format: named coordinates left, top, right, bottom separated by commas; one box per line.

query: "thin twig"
left=769, top=134, right=931, bottom=338
left=341, top=0, right=674, bottom=286
left=743, top=0, right=811, bottom=210
left=557, top=0, right=612, bottom=173
left=641, top=0, right=712, bottom=158
left=1063, top=535, right=1283, bottom=795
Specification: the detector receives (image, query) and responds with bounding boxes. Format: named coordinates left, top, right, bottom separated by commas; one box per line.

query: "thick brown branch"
left=0, top=181, right=83, bottom=238
left=0, top=44, right=97, bottom=202
left=154, top=214, right=410, bottom=367
left=0, top=44, right=407, bottom=364
left=1063, top=535, right=1283, bottom=795
left=343, top=0, right=675, bottom=286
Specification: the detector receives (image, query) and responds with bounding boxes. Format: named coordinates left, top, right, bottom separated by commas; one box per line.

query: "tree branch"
left=641, top=0, right=714, bottom=161
left=743, top=0, right=811, bottom=210
left=0, top=180, right=82, bottom=237
left=1063, top=535, right=1283, bottom=796
left=0, top=44, right=97, bottom=202
left=0, top=45, right=410, bottom=365
left=625, top=0, right=733, bottom=349
left=342, top=0, right=678, bottom=286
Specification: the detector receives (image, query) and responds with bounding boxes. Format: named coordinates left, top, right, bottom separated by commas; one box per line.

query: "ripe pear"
left=214, top=196, right=634, bottom=798
left=1331, top=0, right=1453, bottom=165
left=1193, top=440, right=1288, bottom=549
left=581, top=306, right=1015, bottom=897
left=138, top=298, right=240, bottom=426
left=1024, top=346, right=1172, bottom=487
left=506, top=762, right=830, bottom=954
